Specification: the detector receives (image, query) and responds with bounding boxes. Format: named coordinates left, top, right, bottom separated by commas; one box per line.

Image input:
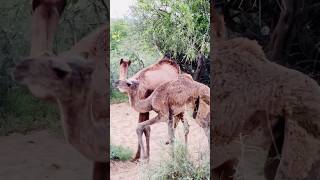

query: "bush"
left=142, top=142, right=209, bottom=180
left=110, top=89, right=128, bottom=104
left=110, top=144, right=134, bottom=161
left=0, top=87, right=62, bottom=136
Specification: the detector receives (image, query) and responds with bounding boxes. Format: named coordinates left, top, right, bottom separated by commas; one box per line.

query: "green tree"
left=132, top=0, right=209, bottom=61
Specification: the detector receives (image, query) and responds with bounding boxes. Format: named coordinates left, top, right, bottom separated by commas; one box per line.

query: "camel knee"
left=136, top=124, right=144, bottom=135
left=143, top=125, right=151, bottom=136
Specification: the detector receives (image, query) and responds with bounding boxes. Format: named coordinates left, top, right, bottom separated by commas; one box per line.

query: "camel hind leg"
left=177, top=113, right=189, bottom=146
left=165, top=112, right=186, bottom=145
left=274, top=115, right=320, bottom=180
left=168, top=107, right=175, bottom=157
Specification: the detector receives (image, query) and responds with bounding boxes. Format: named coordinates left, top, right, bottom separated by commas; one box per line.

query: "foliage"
left=142, top=142, right=209, bottom=180
left=132, top=0, right=210, bottom=62
left=220, top=0, right=320, bottom=82
left=0, top=88, right=61, bottom=136
left=110, top=144, right=134, bottom=161
left=110, top=18, right=162, bottom=102
left=110, top=89, right=128, bottom=104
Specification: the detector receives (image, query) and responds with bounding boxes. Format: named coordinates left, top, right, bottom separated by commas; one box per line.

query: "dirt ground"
left=0, top=131, right=91, bottom=180
left=110, top=103, right=209, bottom=179
left=0, top=103, right=265, bottom=180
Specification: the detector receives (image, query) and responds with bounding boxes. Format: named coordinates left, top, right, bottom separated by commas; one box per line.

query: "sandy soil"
left=110, top=103, right=209, bottom=180
left=0, top=131, right=91, bottom=180
left=0, top=103, right=265, bottom=180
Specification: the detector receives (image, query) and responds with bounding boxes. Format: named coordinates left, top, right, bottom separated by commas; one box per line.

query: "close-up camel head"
left=115, top=79, right=139, bottom=94
left=13, top=55, right=95, bottom=101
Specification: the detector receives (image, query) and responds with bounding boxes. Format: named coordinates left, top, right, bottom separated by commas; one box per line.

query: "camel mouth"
left=13, top=59, right=34, bottom=83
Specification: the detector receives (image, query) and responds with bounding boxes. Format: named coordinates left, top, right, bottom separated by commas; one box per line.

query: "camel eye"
left=53, top=67, right=68, bottom=79
left=126, top=83, right=132, bottom=87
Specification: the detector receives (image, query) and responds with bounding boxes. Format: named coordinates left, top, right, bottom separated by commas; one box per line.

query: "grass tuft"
left=110, top=144, right=133, bottom=161
left=110, top=90, right=128, bottom=104
left=141, top=142, right=209, bottom=180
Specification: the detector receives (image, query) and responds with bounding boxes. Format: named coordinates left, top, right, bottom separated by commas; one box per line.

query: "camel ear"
left=130, top=79, right=139, bottom=85
left=51, top=60, right=72, bottom=79
left=126, top=79, right=139, bottom=86
left=78, top=52, right=90, bottom=59
left=120, top=58, right=124, bottom=65
left=39, top=51, right=53, bottom=57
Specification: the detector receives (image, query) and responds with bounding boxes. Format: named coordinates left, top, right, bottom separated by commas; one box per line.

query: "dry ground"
left=0, top=131, right=91, bottom=180
left=110, top=103, right=209, bottom=180
left=0, top=103, right=265, bottom=180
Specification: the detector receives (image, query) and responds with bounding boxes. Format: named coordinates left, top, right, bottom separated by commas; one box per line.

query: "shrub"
left=141, top=142, right=209, bottom=180
left=110, top=144, right=134, bottom=161
left=0, top=87, right=62, bottom=136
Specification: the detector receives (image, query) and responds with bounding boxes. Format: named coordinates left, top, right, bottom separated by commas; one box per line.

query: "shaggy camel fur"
left=14, top=1, right=108, bottom=179
left=119, top=58, right=193, bottom=134
left=191, top=97, right=210, bottom=141
left=212, top=7, right=320, bottom=180
left=116, top=74, right=210, bottom=159
left=118, top=58, right=189, bottom=160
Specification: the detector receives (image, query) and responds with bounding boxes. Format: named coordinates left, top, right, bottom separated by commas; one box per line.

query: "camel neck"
left=58, top=98, right=91, bottom=137
left=57, top=97, right=108, bottom=161
left=127, top=91, right=152, bottom=113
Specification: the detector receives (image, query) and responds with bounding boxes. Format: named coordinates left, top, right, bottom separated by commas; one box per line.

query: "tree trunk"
left=193, top=53, right=205, bottom=81
left=267, top=0, right=302, bottom=64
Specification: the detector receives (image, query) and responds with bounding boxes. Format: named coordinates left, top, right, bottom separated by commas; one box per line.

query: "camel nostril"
left=13, top=60, right=32, bottom=82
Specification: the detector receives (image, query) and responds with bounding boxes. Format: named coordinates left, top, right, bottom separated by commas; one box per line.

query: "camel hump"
left=157, top=59, right=181, bottom=74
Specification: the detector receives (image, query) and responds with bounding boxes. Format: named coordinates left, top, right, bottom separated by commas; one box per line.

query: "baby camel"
left=116, top=75, right=210, bottom=159
left=212, top=6, right=320, bottom=180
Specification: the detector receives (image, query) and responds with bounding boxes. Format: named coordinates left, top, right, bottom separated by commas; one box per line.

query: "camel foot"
left=165, top=139, right=174, bottom=145
left=130, top=157, right=140, bottom=163
left=140, top=157, right=149, bottom=163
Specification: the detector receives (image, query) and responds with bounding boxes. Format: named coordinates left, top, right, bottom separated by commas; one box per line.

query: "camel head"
left=115, top=79, right=139, bottom=95
left=119, top=58, right=131, bottom=80
left=13, top=55, right=95, bottom=101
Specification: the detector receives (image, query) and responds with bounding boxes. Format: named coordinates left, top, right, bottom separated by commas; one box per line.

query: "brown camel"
left=212, top=6, right=320, bottom=180
left=118, top=57, right=190, bottom=160
left=115, top=74, right=210, bottom=159
left=119, top=58, right=131, bottom=80
left=31, top=0, right=66, bottom=56
left=191, top=97, right=210, bottom=141
left=13, top=1, right=109, bottom=179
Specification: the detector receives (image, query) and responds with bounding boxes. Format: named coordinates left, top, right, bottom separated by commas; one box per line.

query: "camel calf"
left=212, top=7, right=320, bottom=180
left=116, top=75, right=210, bottom=159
